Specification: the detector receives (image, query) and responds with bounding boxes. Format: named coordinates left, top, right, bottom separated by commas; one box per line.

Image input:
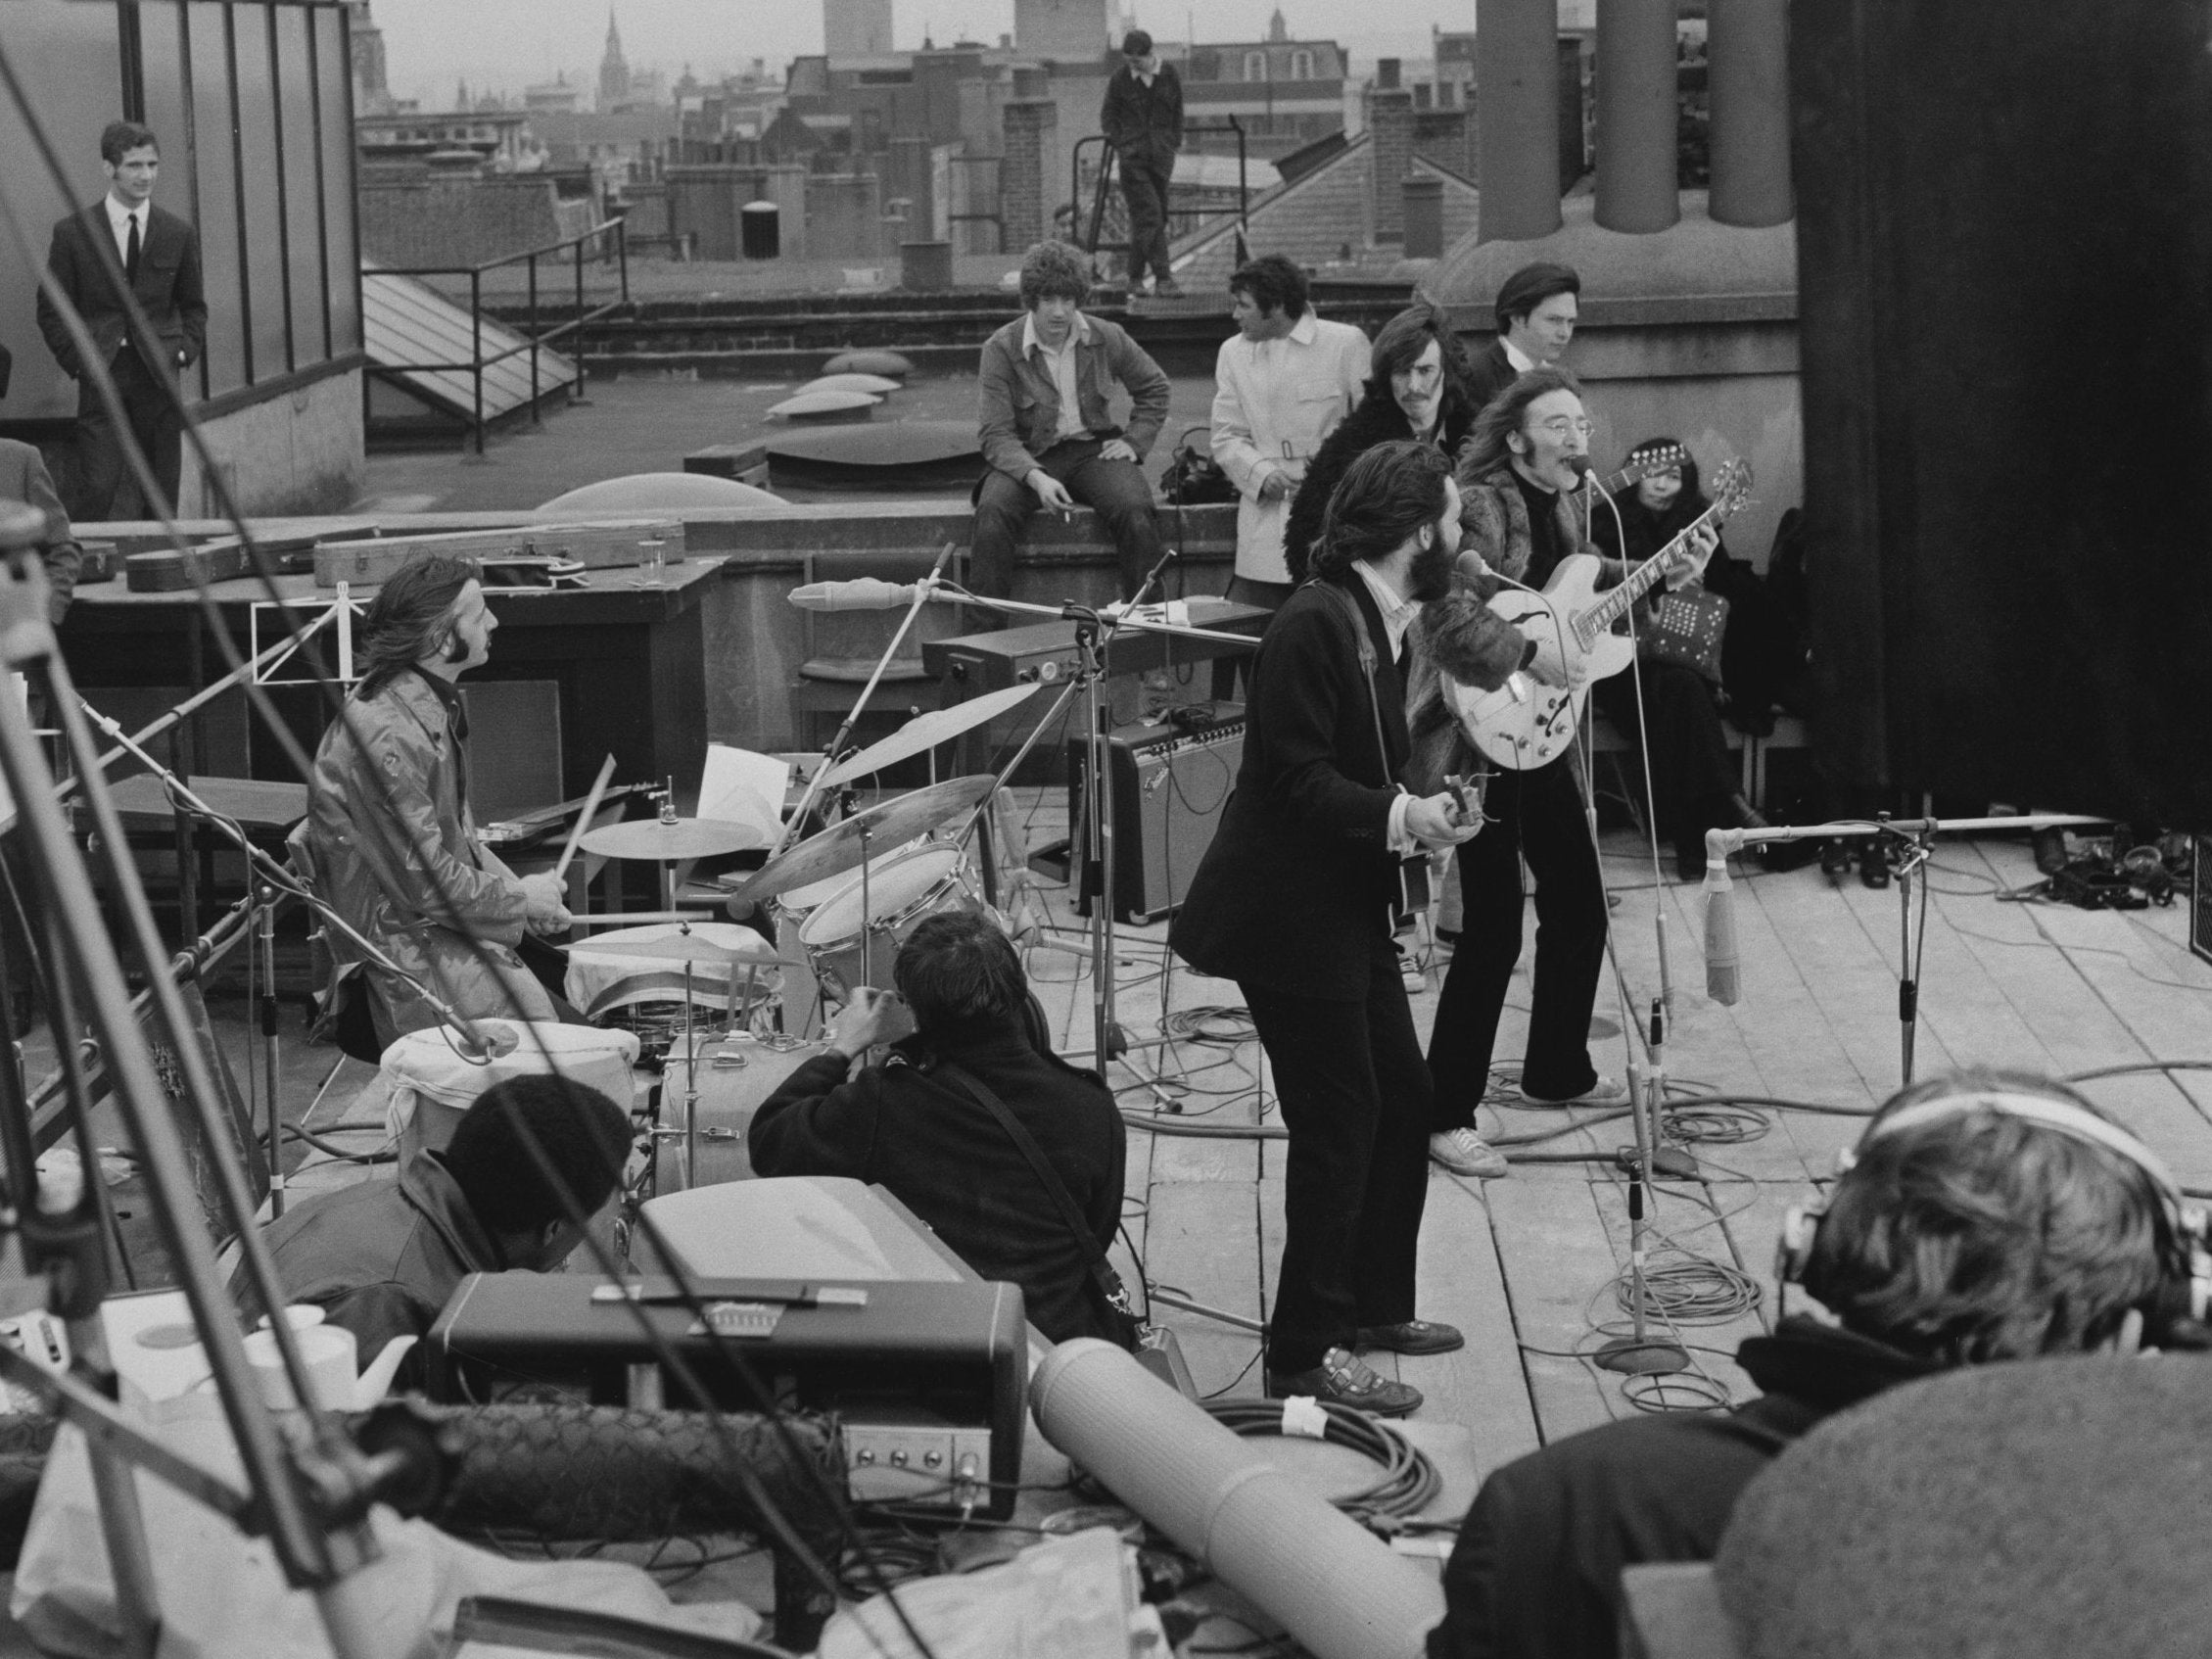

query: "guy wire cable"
left=0, top=63, right=940, bottom=1659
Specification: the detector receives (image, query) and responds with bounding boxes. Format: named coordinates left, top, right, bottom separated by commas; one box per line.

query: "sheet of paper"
left=695, top=743, right=787, bottom=840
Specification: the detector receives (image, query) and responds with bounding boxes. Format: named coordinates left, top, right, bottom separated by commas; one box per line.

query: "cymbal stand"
left=0, top=525, right=434, bottom=1659
left=770, top=542, right=960, bottom=863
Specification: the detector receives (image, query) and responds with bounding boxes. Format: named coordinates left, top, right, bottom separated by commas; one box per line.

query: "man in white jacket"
left=1209, top=255, right=1369, bottom=697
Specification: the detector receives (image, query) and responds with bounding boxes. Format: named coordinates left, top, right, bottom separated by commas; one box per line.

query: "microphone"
left=787, top=577, right=927, bottom=611
left=1702, top=831, right=1741, bottom=1006
left=1567, top=454, right=1593, bottom=484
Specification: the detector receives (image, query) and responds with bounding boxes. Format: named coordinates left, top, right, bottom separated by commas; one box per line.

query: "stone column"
left=1595, top=0, right=1680, bottom=233
left=1002, top=98, right=1059, bottom=250
left=1708, top=0, right=1792, bottom=226
left=1369, top=85, right=1415, bottom=246
left=1476, top=0, right=1562, bottom=242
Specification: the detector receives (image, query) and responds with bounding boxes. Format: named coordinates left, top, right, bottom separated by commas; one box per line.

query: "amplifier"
left=921, top=598, right=1268, bottom=694
left=425, top=1271, right=1028, bottom=1519
left=1068, top=707, right=1244, bottom=924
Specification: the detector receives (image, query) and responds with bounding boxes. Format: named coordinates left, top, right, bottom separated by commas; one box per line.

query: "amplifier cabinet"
left=1068, top=708, right=1244, bottom=924
left=426, top=1272, right=1029, bottom=1519
left=2192, top=834, right=2212, bottom=970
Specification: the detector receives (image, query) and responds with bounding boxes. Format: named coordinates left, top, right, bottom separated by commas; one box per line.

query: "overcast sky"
left=369, top=0, right=1459, bottom=107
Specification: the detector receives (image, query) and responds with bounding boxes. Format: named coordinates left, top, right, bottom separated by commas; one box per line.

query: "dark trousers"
left=1119, top=160, right=1174, bottom=286
left=969, top=437, right=1162, bottom=605
left=1430, top=753, right=1609, bottom=1124
left=74, top=347, right=181, bottom=521
left=1595, top=659, right=1738, bottom=853
left=1245, top=934, right=1433, bottom=1374
left=1209, top=574, right=1294, bottom=701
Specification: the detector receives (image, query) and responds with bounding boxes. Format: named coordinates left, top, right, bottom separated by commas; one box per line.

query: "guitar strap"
left=1308, top=580, right=1430, bottom=920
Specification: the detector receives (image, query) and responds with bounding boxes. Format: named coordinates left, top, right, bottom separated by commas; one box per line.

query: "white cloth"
left=1209, top=312, right=1371, bottom=581
left=1502, top=335, right=1536, bottom=375
left=1023, top=308, right=1092, bottom=448
left=104, top=195, right=146, bottom=267
left=1352, top=559, right=1425, bottom=852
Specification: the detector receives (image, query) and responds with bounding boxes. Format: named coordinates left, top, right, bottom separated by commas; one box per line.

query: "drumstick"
left=551, top=754, right=619, bottom=889
left=561, top=910, right=722, bottom=929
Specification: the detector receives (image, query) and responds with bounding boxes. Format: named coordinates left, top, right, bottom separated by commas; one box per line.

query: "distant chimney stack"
left=1378, top=57, right=1401, bottom=89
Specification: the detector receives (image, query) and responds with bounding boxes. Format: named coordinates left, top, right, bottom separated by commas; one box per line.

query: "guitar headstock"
left=1708, top=456, right=1755, bottom=517
left=1621, top=443, right=1687, bottom=483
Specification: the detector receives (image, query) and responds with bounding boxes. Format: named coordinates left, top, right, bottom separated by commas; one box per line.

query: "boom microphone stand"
left=0, top=515, right=434, bottom=1659
left=933, top=556, right=1249, bottom=1066
left=1703, top=812, right=2109, bottom=1087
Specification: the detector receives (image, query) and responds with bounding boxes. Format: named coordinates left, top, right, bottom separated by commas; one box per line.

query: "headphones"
left=1777, top=1089, right=2212, bottom=1334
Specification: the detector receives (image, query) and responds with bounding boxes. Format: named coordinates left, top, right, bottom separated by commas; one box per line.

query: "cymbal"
left=726, top=775, right=995, bottom=906
left=820, top=682, right=1041, bottom=787
left=578, top=818, right=766, bottom=863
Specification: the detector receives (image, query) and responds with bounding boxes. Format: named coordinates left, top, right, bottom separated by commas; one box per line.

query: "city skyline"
left=370, top=0, right=1468, bottom=109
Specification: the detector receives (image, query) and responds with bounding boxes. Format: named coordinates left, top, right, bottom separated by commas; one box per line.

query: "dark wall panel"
left=1792, top=0, right=2212, bottom=825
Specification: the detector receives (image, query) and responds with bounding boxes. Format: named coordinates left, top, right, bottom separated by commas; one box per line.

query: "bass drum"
left=795, top=841, right=981, bottom=1003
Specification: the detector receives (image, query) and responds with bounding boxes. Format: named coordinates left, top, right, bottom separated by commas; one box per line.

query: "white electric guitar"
left=1450, top=457, right=1754, bottom=771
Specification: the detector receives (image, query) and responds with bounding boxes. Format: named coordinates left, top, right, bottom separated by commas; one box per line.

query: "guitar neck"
left=1577, top=498, right=1733, bottom=641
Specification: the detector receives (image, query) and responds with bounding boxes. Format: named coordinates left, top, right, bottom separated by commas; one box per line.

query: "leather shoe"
left=1265, top=1348, right=1422, bottom=1417
left=1355, top=1319, right=1465, bottom=1355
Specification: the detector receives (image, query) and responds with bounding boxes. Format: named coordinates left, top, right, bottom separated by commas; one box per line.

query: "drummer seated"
left=748, top=911, right=1128, bottom=1346
left=233, top=1075, right=632, bottom=1388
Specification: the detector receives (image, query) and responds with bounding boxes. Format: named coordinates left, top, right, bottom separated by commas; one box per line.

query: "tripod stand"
left=0, top=514, right=434, bottom=1659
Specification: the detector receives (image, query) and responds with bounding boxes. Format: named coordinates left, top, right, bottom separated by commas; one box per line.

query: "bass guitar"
left=1448, top=457, right=1753, bottom=771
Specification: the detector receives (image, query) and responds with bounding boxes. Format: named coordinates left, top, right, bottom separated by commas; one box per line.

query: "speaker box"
left=1067, top=707, right=1244, bottom=924
left=1792, top=0, right=2212, bottom=826
left=459, top=680, right=564, bottom=822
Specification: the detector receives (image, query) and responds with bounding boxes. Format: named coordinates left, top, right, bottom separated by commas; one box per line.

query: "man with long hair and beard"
left=1172, top=442, right=1484, bottom=1416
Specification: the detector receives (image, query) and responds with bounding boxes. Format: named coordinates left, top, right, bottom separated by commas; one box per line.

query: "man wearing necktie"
left=37, top=119, right=206, bottom=522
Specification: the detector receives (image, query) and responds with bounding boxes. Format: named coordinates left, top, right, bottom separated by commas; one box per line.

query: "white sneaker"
left=1429, top=1128, right=1508, bottom=1179
left=1518, top=1073, right=1632, bottom=1109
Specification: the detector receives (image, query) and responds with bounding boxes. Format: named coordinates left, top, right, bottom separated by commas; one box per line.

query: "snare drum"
left=796, top=841, right=980, bottom=1001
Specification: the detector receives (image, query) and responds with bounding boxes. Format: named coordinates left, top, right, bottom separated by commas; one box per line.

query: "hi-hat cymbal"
left=820, top=682, right=1041, bottom=787
left=577, top=818, right=767, bottom=863
left=726, top=775, right=995, bottom=906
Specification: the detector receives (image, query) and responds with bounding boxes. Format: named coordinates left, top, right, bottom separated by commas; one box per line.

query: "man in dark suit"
left=1101, top=29, right=1185, bottom=297
left=1464, top=262, right=1579, bottom=415
left=0, top=441, right=82, bottom=626
left=37, top=119, right=206, bottom=521
left=1171, top=441, right=1485, bottom=1416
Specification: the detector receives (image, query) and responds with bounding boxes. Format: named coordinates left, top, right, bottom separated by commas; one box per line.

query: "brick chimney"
left=1367, top=81, right=1415, bottom=245
left=1002, top=99, right=1059, bottom=249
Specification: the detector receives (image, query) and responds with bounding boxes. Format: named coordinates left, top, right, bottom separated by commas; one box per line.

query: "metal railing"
left=373, top=216, right=632, bottom=454
left=1076, top=119, right=1249, bottom=270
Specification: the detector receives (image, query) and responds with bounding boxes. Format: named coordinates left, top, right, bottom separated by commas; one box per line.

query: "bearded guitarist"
left=1406, top=366, right=1713, bottom=1132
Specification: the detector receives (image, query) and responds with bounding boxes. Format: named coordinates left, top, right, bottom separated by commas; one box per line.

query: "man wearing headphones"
left=1425, top=1066, right=2209, bottom=1659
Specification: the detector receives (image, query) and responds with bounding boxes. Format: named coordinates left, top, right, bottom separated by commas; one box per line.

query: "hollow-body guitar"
left=1448, top=458, right=1753, bottom=771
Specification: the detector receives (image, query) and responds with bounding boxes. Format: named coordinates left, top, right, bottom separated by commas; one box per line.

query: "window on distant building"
left=1291, top=50, right=1314, bottom=79
left=1245, top=51, right=1267, bottom=82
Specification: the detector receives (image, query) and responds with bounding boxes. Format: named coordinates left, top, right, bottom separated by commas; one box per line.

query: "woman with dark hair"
left=1587, top=438, right=1794, bottom=880
left=1282, top=304, right=1482, bottom=584
left=306, top=555, right=574, bottom=1048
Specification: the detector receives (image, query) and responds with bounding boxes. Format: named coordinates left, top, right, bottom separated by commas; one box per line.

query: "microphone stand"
left=929, top=557, right=1223, bottom=1066
left=0, top=530, right=432, bottom=1659
left=1703, top=812, right=2109, bottom=1088
left=768, top=542, right=960, bottom=863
